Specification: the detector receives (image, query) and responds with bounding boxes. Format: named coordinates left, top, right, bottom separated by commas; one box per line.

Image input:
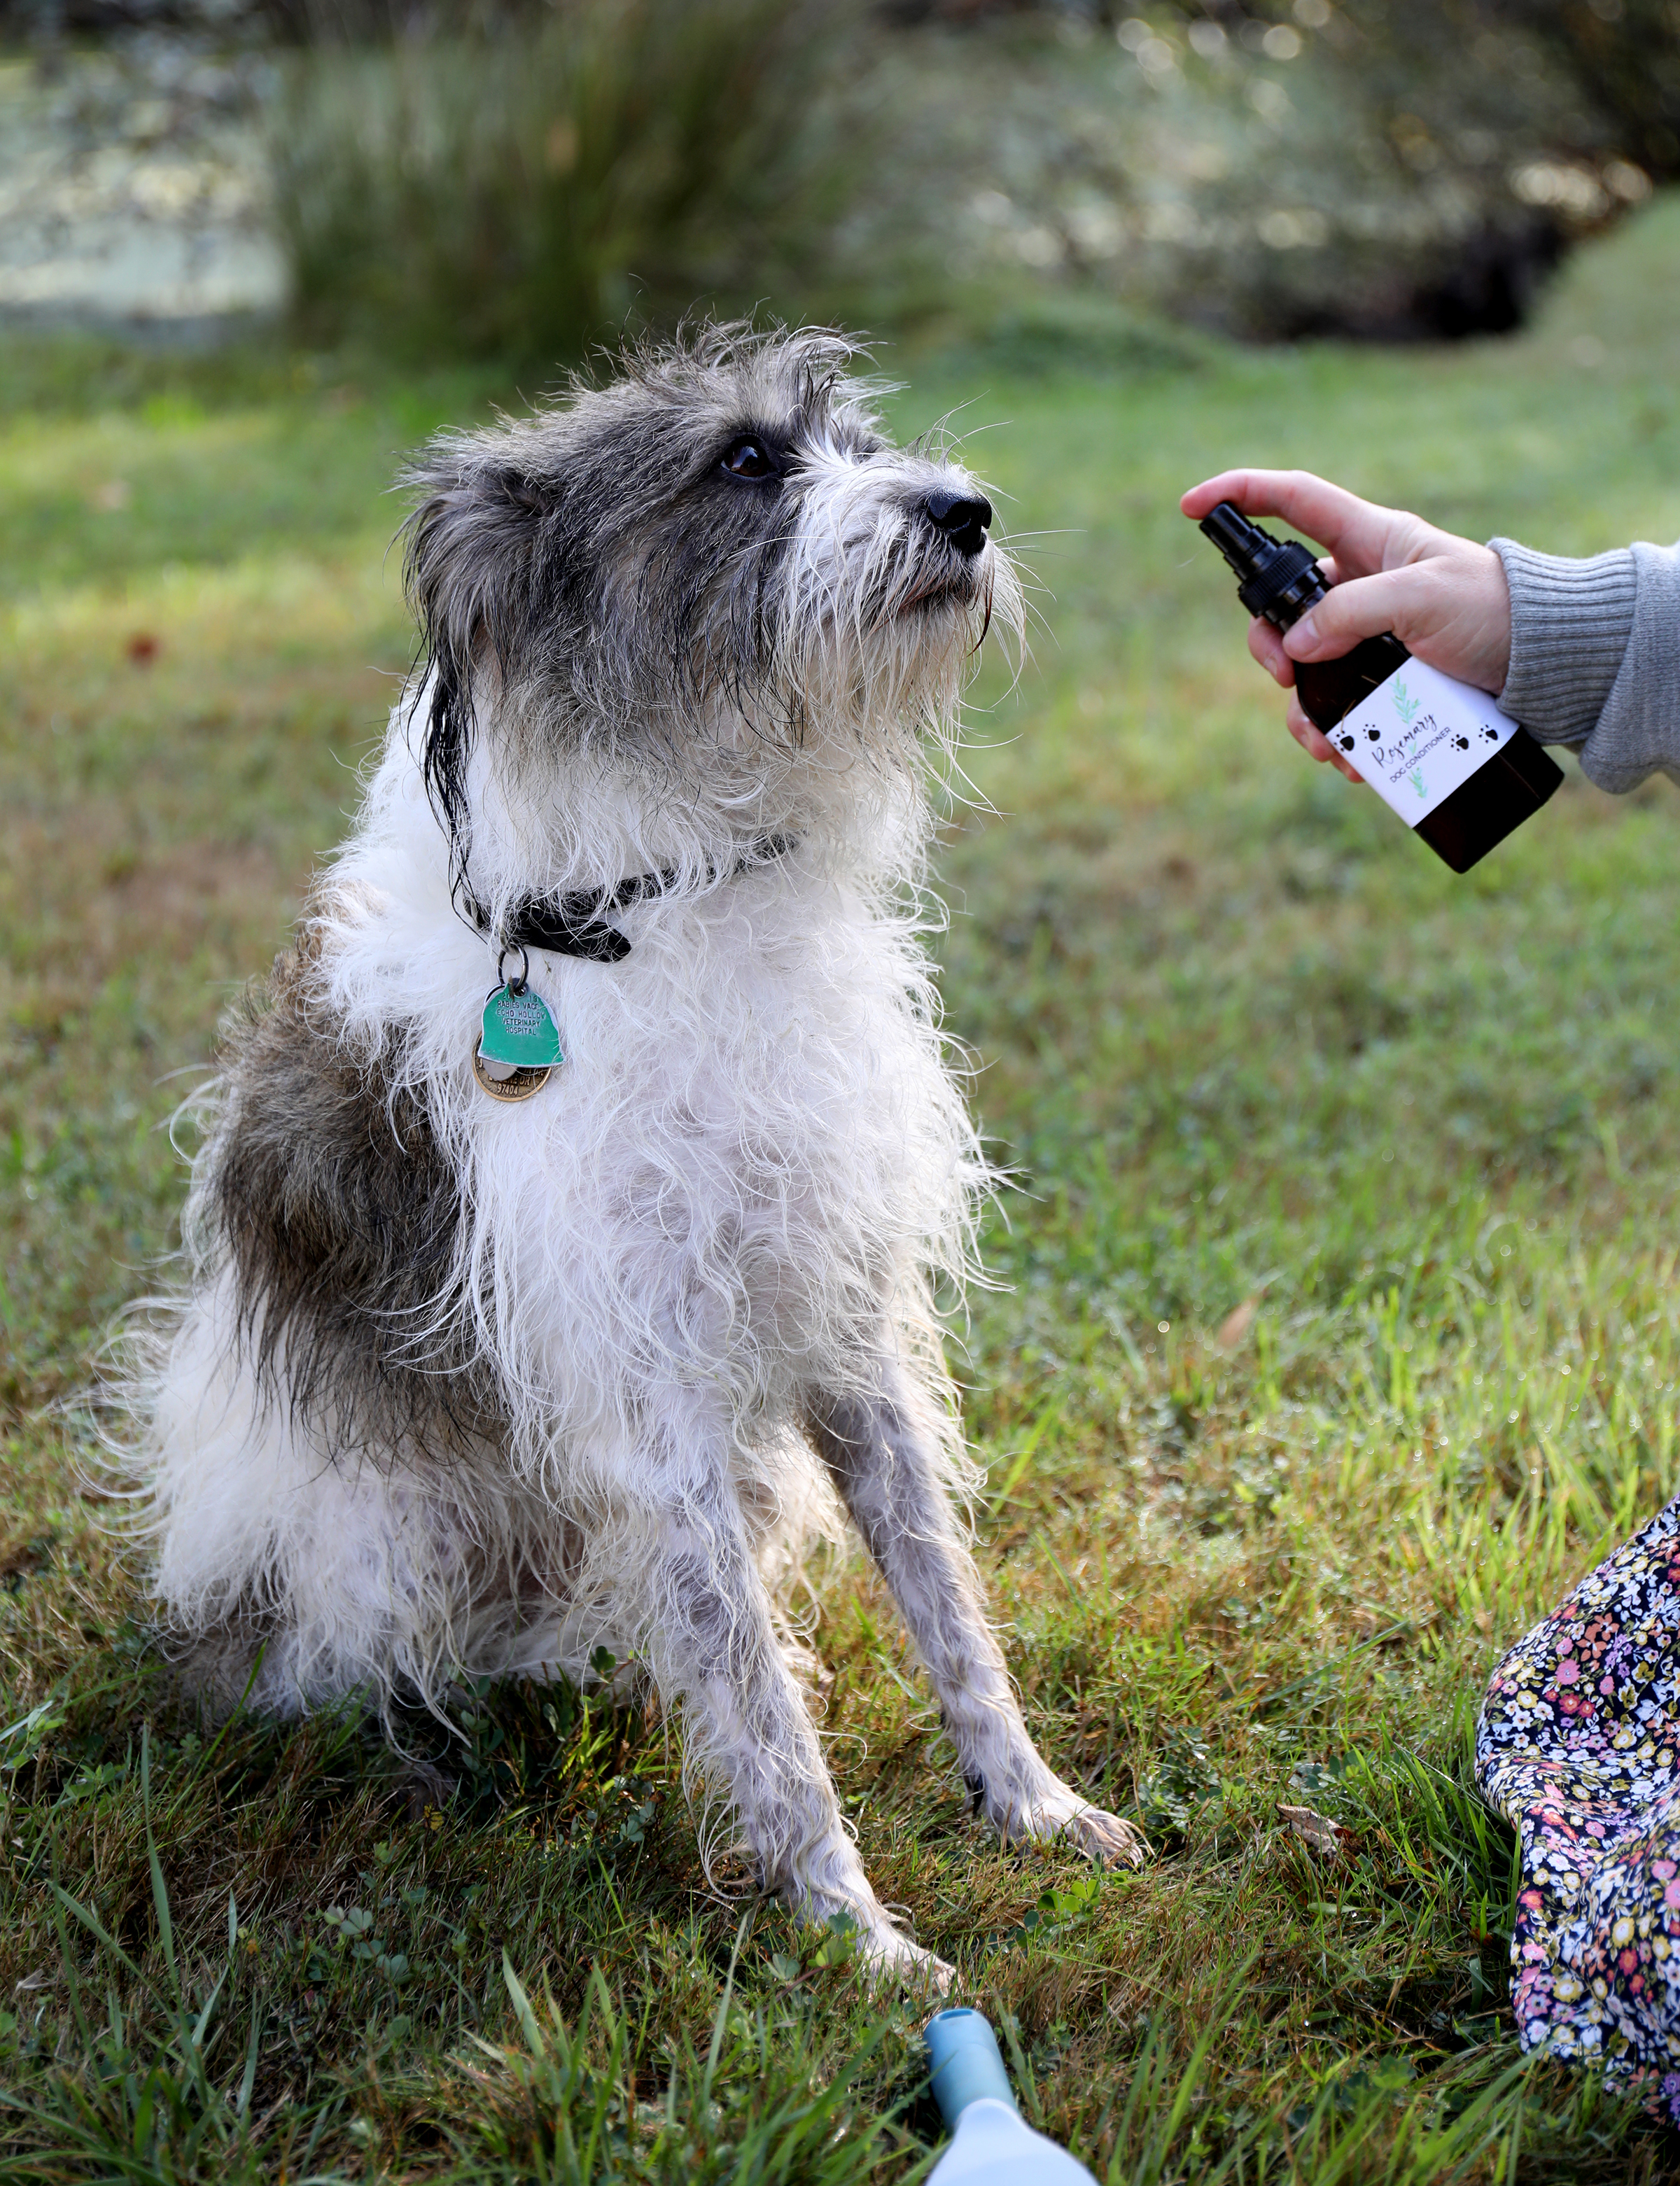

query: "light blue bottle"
left=925, top=2008, right=1098, bottom=2183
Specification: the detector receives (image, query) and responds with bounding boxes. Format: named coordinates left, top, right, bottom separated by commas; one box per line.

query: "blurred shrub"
left=860, top=2, right=1667, bottom=344
left=1129, top=0, right=1623, bottom=340
left=1504, top=0, right=1680, bottom=181
left=271, top=0, right=828, bottom=360
left=260, top=0, right=533, bottom=38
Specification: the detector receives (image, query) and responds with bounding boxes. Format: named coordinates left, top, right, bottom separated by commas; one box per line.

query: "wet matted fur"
left=109, top=324, right=1142, bottom=1979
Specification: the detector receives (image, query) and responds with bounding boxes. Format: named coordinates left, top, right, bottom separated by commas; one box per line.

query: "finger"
left=1243, top=568, right=1341, bottom=670
left=1247, top=615, right=1294, bottom=685
left=1282, top=567, right=1416, bottom=661
left=1287, top=695, right=1364, bottom=781
left=1285, top=696, right=1328, bottom=756
left=1181, top=469, right=1395, bottom=570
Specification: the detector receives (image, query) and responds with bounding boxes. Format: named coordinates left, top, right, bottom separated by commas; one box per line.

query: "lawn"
left=6, top=202, right=1680, bottom=2182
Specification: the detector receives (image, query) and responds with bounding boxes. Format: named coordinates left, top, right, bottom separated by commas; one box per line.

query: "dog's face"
left=400, top=325, right=1022, bottom=856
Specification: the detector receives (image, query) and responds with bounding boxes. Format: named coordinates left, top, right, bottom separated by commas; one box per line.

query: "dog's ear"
left=399, top=448, right=559, bottom=895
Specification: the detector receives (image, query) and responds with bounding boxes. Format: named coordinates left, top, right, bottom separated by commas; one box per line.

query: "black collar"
left=465, top=834, right=798, bottom=965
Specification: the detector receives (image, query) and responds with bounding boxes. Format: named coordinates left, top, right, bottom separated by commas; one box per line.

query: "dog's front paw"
left=801, top=1890, right=955, bottom=1993
left=1008, top=1784, right=1150, bottom=1868
left=1054, top=1800, right=1149, bottom=1868
left=858, top=1926, right=956, bottom=1998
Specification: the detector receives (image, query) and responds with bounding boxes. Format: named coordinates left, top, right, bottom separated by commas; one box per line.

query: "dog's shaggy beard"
left=766, top=430, right=1020, bottom=774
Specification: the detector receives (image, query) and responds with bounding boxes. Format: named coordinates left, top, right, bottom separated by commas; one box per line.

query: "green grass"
left=8, top=204, right=1680, bottom=2180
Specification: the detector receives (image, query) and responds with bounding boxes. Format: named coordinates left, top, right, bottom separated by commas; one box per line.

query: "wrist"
left=1457, top=545, right=1513, bottom=695
left=1491, top=539, right=1637, bottom=737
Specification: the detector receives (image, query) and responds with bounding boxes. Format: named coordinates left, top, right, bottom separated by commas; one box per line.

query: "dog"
left=115, top=324, right=1144, bottom=1980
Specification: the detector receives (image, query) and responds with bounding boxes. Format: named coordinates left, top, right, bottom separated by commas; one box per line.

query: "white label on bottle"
left=1327, top=659, right=1518, bottom=825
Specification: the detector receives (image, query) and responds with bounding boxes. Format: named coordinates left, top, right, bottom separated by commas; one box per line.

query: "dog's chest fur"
left=220, top=732, right=981, bottom=1480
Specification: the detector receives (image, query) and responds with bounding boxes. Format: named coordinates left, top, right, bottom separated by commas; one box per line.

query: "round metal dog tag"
left=471, top=1042, right=553, bottom=1102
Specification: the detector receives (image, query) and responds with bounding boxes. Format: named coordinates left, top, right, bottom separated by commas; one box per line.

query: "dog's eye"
left=720, top=437, right=775, bottom=481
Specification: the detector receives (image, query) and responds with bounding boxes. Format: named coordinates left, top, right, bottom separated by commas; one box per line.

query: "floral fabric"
left=1476, top=1494, right=1680, bottom=2121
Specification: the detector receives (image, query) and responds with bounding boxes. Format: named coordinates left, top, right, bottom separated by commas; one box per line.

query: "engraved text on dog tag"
left=473, top=979, right=562, bottom=1099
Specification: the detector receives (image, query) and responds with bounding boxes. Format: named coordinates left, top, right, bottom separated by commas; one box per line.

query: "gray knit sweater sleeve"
left=1491, top=535, right=1680, bottom=792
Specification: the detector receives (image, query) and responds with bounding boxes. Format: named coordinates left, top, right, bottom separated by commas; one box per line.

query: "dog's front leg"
left=811, top=1377, right=1147, bottom=1868
left=634, top=1455, right=951, bottom=1984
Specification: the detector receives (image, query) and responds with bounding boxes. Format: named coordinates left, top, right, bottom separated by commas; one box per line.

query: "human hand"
left=1180, top=470, right=1513, bottom=781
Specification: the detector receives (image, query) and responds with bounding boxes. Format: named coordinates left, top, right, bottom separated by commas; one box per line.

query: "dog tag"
left=477, top=980, right=562, bottom=1081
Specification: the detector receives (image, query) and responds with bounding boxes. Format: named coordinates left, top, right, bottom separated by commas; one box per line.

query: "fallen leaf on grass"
left=1278, top=1803, right=1351, bottom=1858
left=1217, top=1298, right=1257, bottom=1348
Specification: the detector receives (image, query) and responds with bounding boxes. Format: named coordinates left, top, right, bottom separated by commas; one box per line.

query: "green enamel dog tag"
left=479, top=981, right=563, bottom=1071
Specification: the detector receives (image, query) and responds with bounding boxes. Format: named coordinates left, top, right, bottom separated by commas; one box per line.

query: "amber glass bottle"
left=1199, top=502, right=1562, bottom=874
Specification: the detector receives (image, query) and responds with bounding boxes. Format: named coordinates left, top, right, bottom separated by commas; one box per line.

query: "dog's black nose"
left=923, top=489, right=993, bottom=558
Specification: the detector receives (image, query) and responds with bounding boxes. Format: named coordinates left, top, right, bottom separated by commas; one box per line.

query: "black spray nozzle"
left=1200, top=500, right=1270, bottom=573
left=1198, top=498, right=1328, bottom=627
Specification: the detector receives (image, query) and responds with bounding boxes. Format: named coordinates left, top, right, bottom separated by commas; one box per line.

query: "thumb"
left=1282, top=568, right=1410, bottom=661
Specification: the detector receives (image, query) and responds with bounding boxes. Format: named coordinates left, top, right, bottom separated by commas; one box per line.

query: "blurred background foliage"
left=4, top=0, right=1680, bottom=360
left=267, top=0, right=830, bottom=360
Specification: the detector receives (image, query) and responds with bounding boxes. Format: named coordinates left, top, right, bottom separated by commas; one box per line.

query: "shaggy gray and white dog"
left=118, top=325, right=1143, bottom=1979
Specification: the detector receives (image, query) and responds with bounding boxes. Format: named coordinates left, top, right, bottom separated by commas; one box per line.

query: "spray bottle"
left=1198, top=500, right=1562, bottom=873
left=925, top=2008, right=1097, bottom=2183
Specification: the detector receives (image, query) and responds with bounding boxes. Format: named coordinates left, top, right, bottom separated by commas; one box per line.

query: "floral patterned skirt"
left=1476, top=1494, right=1680, bottom=2120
